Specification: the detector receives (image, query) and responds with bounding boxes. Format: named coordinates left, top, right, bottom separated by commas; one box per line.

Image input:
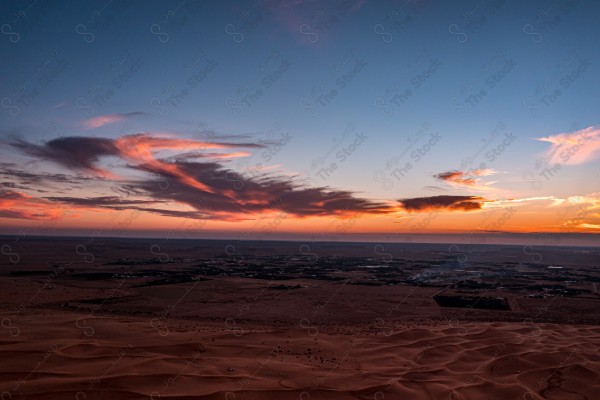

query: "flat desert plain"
left=1, top=237, right=599, bottom=399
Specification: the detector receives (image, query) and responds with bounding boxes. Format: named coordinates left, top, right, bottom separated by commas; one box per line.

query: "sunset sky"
left=1, top=0, right=599, bottom=245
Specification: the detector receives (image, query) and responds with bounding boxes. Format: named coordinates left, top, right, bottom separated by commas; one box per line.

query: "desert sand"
left=1, top=312, right=599, bottom=399
left=1, top=237, right=599, bottom=399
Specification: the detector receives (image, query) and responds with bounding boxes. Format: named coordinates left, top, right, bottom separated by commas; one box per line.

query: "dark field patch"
left=434, top=295, right=510, bottom=311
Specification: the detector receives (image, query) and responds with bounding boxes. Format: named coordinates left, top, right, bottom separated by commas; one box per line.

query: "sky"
left=1, top=0, right=599, bottom=246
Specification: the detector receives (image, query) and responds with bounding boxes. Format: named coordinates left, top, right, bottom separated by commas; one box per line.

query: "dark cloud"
left=398, top=195, right=489, bottom=212
left=0, top=163, right=100, bottom=184
left=43, top=196, right=166, bottom=207
left=7, top=134, right=392, bottom=220
left=0, top=163, right=111, bottom=195
left=0, top=209, right=39, bottom=219
left=130, top=160, right=391, bottom=218
left=210, top=141, right=265, bottom=148
left=10, top=134, right=266, bottom=174
left=0, top=190, right=26, bottom=201
left=124, top=207, right=211, bottom=219
left=433, top=170, right=475, bottom=186
left=433, top=169, right=497, bottom=191
left=10, top=137, right=119, bottom=174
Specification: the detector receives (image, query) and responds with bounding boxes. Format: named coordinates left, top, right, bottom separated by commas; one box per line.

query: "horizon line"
left=1, top=232, right=598, bottom=248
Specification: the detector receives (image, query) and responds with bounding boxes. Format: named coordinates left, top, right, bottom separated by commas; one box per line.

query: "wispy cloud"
left=83, top=112, right=146, bottom=129
left=51, top=101, right=68, bottom=109
left=537, top=126, right=600, bottom=165
left=174, top=151, right=253, bottom=160
left=0, top=189, right=66, bottom=220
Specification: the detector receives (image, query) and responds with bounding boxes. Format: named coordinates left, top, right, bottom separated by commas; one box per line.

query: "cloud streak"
left=83, top=112, right=146, bottom=129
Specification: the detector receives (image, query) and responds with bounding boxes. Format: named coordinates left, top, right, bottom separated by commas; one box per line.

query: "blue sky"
left=1, top=0, right=599, bottom=243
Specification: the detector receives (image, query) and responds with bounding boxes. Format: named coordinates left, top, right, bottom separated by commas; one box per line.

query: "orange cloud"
left=0, top=190, right=67, bottom=220
left=113, top=133, right=261, bottom=194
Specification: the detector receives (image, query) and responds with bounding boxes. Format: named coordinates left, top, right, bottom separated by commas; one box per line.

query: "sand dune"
left=1, top=312, right=598, bottom=399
